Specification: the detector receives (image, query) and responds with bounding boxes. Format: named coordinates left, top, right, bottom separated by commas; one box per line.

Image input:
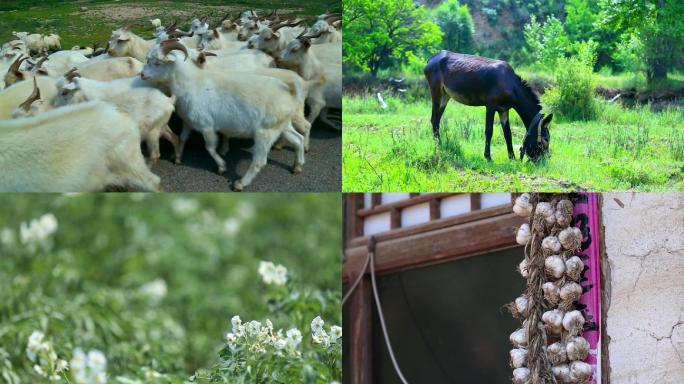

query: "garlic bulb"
left=535, top=202, right=556, bottom=225
left=512, top=367, right=531, bottom=384
left=518, top=258, right=529, bottom=278
left=565, top=256, right=584, bottom=281
left=509, top=348, right=528, bottom=369
left=566, top=336, right=590, bottom=361
left=546, top=342, right=567, bottom=365
left=516, top=223, right=531, bottom=245
left=560, top=282, right=583, bottom=310
left=555, top=199, right=574, bottom=228
left=513, top=295, right=529, bottom=318
left=545, top=254, right=566, bottom=279
left=570, top=361, right=593, bottom=382
left=562, top=310, right=586, bottom=336
left=542, top=281, right=561, bottom=305
left=542, top=309, right=565, bottom=335
left=559, top=227, right=582, bottom=251
left=513, top=193, right=533, bottom=218
left=510, top=328, right=528, bottom=348
left=542, top=236, right=562, bottom=255
left=552, top=364, right=572, bottom=382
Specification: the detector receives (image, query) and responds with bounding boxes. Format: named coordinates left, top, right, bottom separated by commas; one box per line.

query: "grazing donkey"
left=424, top=50, right=553, bottom=162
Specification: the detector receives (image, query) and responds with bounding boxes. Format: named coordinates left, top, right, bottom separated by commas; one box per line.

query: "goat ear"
left=213, top=29, right=219, bottom=38
left=37, top=68, right=48, bottom=75
left=302, top=38, right=312, bottom=49
left=118, top=34, right=130, bottom=41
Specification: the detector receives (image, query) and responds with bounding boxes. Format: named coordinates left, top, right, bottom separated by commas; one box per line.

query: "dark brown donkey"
left=424, top=50, right=553, bottom=162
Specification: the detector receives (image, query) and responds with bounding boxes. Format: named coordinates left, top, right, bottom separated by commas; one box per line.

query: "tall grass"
left=343, top=95, right=684, bottom=191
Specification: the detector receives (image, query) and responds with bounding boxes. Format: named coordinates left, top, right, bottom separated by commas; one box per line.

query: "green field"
left=343, top=96, right=684, bottom=192
left=0, top=194, right=341, bottom=383
left=0, top=0, right=338, bottom=49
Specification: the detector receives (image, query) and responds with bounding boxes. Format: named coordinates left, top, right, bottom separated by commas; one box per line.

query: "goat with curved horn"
left=165, top=20, right=178, bottom=33
left=34, top=56, right=49, bottom=69
left=8, top=56, right=29, bottom=75
left=64, top=68, right=82, bottom=82
left=160, top=39, right=188, bottom=61
left=18, top=77, right=41, bottom=112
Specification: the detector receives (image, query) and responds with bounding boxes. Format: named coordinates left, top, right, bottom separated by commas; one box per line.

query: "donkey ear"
left=542, top=113, right=553, bottom=126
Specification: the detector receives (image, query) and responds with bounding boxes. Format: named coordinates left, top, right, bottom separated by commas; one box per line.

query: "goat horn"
left=160, top=39, right=188, bottom=61
left=165, top=20, right=178, bottom=33
left=8, top=56, right=29, bottom=74
left=18, top=77, right=41, bottom=112
left=251, top=10, right=257, bottom=18
left=303, top=30, right=324, bottom=40
left=220, top=13, right=232, bottom=23
left=296, top=28, right=309, bottom=40
left=204, top=51, right=217, bottom=57
left=64, top=68, right=81, bottom=81
left=35, top=55, right=49, bottom=69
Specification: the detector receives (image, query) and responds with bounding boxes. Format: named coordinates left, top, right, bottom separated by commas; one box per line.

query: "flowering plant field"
left=0, top=194, right=341, bottom=383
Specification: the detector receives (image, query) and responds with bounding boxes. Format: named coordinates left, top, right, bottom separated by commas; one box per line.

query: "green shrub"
left=432, top=0, right=474, bottom=53
left=523, top=15, right=570, bottom=67
left=543, top=57, right=598, bottom=120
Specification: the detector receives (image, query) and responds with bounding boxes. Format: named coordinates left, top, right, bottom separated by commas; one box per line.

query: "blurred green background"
left=0, top=193, right=341, bottom=382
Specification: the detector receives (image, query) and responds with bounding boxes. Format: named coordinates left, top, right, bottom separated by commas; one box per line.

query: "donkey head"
left=520, top=113, right=552, bottom=162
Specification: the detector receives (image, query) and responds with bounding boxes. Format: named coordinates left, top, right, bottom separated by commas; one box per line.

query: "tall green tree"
left=432, top=0, right=474, bottom=54
left=343, top=0, right=442, bottom=76
left=565, top=0, right=597, bottom=42
left=600, top=0, right=684, bottom=82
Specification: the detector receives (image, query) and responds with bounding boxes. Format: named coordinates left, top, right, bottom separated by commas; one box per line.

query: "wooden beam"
left=429, top=198, right=441, bottom=220
left=344, top=278, right=373, bottom=384
left=343, top=212, right=525, bottom=281
left=344, top=194, right=364, bottom=248
left=348, top=204, right=513, bottom=249
left=371, top=193, right=382, bottom=208
left=390, top=207, right=401, bottom=229
left=470, top=193, right=481, bottom=211
left=357, top=193, right=455, bottom=218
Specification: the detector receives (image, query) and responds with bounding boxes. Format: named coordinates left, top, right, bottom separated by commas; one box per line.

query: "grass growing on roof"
left=343, top=95, right=684, bottom=192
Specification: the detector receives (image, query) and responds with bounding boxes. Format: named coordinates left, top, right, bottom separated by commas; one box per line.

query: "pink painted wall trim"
left=574, top=193, right=602, bottom=383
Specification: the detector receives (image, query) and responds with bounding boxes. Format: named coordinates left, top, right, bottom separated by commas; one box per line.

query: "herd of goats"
left=0, top=10, right=342, bottom=191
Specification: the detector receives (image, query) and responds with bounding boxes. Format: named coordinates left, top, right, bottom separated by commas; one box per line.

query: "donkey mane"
left=514, top=74, right=541, bottom=109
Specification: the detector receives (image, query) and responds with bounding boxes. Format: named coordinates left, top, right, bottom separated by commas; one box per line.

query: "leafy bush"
left=614, top=32, right=645, bottom=73
left=432, top=0, right=474, bottom=54
left=523, top=15, right=570, bottom=66
left=543, top=56, right=598, bottom=120
left=0, top=195, right=341, bottom=383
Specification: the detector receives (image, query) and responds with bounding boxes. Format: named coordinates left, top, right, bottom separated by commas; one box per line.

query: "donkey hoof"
left=293, top=164, right=303, bottom=174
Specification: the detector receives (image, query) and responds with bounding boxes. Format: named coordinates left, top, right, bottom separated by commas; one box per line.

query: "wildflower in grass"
left=140, top=278, right=167, bottom=301
left=285, top=328, right=302, bottom=349
left=310, top=316, right=324, bottom=334
left=329, top=325, right=342, bottom=342
left=26, top=330, right=45, bottom=361
left=20, top=213, right=58, bottom=244
left=222, top=217, right=241, bottom=236
left=171, top=198, right=199, bottom=217
left=258, top=261, right=288, bottom=286
left=71, top=348, right=107, bottom=384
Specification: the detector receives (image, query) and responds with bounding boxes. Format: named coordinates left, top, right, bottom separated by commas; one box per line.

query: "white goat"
left=150, top=19, right=162, bottom=29
left=0, top=76, right=58, bottom=119
left=0, top=101, right=160, bottom=192
left=310, top=16, right=342, bottom=44
left=108, top=28, right=157, bottom=62
left=141, top=40, right=305, bottom=191
left=278, top=36, right=342, bottom=128
left=75, top=56, right=145, bottom=81
left=41, top=50, right=89, bottom=75
left=71, top=45, right=94, bottom=56
left=54, top=75, right=179, bottom=165
left=255, top=20, right=307, bottom=59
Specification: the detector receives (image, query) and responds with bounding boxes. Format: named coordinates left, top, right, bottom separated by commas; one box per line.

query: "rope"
left=342, top=236, right=410, bottom=384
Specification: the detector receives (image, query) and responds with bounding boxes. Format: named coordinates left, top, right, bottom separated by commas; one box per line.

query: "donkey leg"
left=429, top=87, right=449, bottom=143
left=499, top=110, right=515, bottom=160
left=484, top=107, right=495, bottom=161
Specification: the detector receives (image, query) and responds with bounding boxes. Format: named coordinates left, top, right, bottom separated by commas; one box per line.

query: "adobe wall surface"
left=602, top=193, right=684, bottom=383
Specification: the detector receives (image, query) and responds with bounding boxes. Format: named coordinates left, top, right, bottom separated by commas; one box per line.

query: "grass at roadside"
left=343, top=95, right=684, bottom=192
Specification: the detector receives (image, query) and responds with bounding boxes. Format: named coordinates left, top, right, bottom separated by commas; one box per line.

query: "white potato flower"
left=26, top=330, right=45, bottom=361
left=286, top=328, right=302, bottom=348
left=141, top=278, right=167, bottom=301
left=171, top=198, right=199, bottom=216
left=20, top=213, right=58, bottom=244
left=311, top=316, right=325, bottom=334
left=86, top=350, right=106, bottom=373
left=329, top=325, right=342, bottom=342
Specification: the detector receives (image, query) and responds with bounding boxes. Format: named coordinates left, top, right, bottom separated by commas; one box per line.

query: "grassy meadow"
left=343, top=95, right=684, bottom=192
left=0, top=0, right=336, bottom=49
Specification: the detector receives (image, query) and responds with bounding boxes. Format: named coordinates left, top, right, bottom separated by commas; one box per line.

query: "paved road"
left=151, top=117, right=341, bottom=192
